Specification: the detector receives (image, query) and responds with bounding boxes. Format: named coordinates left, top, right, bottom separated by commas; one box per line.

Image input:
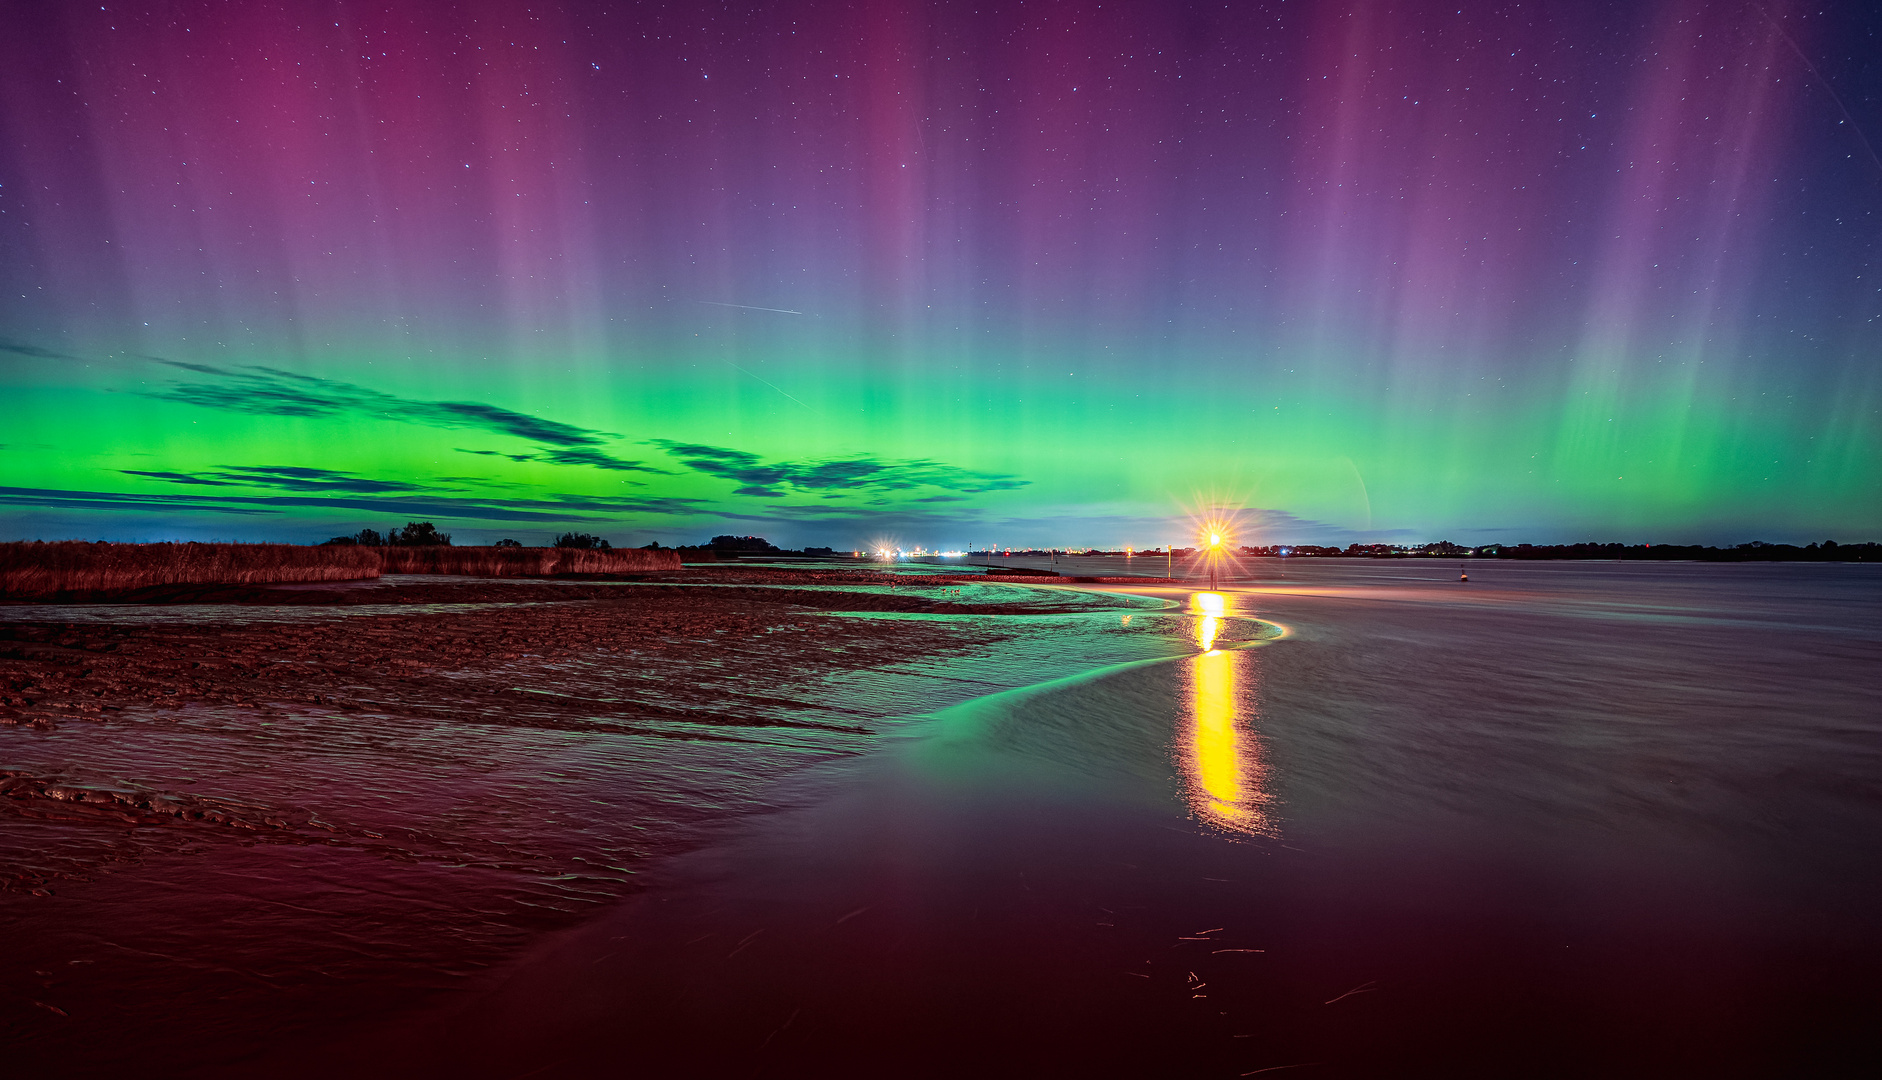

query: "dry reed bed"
left=1, top=542, right=681, bottom=598
left=377, top=545, right=681, bottom=576
left=1, top=541, right=380, bottom=598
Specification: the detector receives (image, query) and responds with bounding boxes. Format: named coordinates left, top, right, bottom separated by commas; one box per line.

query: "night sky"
left=2, top=0, right=1878, bottom=548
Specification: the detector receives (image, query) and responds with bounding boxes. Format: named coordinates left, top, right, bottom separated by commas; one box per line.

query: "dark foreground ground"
left=5, top=562, right=1880, bottom=1078
left=0, top=573, right=1065, bottom=735
left=1, top=570, right=1127, bottom=1071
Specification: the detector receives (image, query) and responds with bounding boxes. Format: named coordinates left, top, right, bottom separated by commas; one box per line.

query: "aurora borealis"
left=1, top=0, right=1877, bottom=547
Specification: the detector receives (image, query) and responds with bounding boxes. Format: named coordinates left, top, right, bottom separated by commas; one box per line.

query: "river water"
left=250, top=559, right=1882, bottom=1078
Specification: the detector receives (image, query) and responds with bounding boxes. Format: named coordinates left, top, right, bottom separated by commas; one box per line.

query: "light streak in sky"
left=694, top=301, right=809, bottom=316
left=0, top=0, right=1874, bottom=545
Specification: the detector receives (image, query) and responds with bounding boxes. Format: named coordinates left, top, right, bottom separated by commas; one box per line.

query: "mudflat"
left=0, top=570, right=1089, bottom=1070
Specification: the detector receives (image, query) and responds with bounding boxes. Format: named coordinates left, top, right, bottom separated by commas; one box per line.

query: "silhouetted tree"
left=493, top=538, right=523, bottom=548
left=390, top=522, right=451, bottom=546
left=709, top=535, right=780, bottom=553
left=553, top=532, right=611, bottom=550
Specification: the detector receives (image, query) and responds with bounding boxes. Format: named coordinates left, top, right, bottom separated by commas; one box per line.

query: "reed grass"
left=0, top=541, right=683, bottom=598
left=376, top=545, right=681, bottom=576
left=0, top=541, right=381, bottom=598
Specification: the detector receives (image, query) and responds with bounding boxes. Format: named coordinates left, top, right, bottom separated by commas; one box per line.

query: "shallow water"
left=309, top=561, right=1882, bottom=1077
left=0, top=580, right=1180, bottom=1068
left=9, top=563, right=1881, bottom=1075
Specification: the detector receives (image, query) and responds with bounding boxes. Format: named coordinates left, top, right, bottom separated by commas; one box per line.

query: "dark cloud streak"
left=648, top=440, right=1028, bottom=498
left=1, top=484, right=702, bottom=524
left=150, top=362, right=667, bottom=475
left=0, top=339, right=87, bottom=363
left=122, top=465, right=425, bottom=495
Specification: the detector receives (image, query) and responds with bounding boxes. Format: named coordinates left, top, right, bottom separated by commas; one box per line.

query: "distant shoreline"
left=1237, top=542, right=1881, bottom=563
left=0, top=541, right=681, bottom=601
left=949, top=543, right=1881, bottom=564
left=4, top=539, right=1877, bottom=602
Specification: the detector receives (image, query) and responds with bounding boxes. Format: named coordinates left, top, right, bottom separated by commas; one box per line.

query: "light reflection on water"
left=334, top=564, right=1882, bottom=1077
left=133, top=563, right=1882, bottom=1076
left=1182, top=592, right=1272, bottom=835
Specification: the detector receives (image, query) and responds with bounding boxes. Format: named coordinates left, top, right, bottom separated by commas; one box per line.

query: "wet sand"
left=10, top=562, right=1879, bottom=1076
left=234, top=562, right=1881, bottom=1078
left=0, top=570, right=1159, bottom=1071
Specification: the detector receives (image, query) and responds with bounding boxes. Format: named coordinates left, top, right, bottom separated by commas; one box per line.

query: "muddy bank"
left=0, top=564, right=1180, bottom=605
left=0, top=574, right=1162, bottom=1069
left=0, top=581, right=1095, bottom=733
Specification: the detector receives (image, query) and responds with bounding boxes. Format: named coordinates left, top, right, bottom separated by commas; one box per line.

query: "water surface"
left=8, top=563, right=1879, bottom=1076
left=308, top=561, right=1882, bottom=1077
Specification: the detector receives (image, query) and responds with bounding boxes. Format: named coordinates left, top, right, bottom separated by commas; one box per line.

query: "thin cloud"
left=148, top=362, right=666, bottom=474
left=0, top=486, right=276, bottom=516
left=648, top=440, right=1028, bottom=498
left=118, top=471, right=239, bottom=488
left=1, top=484, right=702, bottom=523
left=122, top=465, right=428, bottom=495
left=0, top=338, right=86, bottom=363
left=533, top=447, right=660, bottom=474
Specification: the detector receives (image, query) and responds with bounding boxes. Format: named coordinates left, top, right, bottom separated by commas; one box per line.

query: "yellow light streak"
left=1179, top=591, right=1272, bottom=835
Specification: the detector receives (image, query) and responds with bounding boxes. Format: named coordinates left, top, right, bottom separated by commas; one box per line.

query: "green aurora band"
left=1, top=0, right=1877, bottom=548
